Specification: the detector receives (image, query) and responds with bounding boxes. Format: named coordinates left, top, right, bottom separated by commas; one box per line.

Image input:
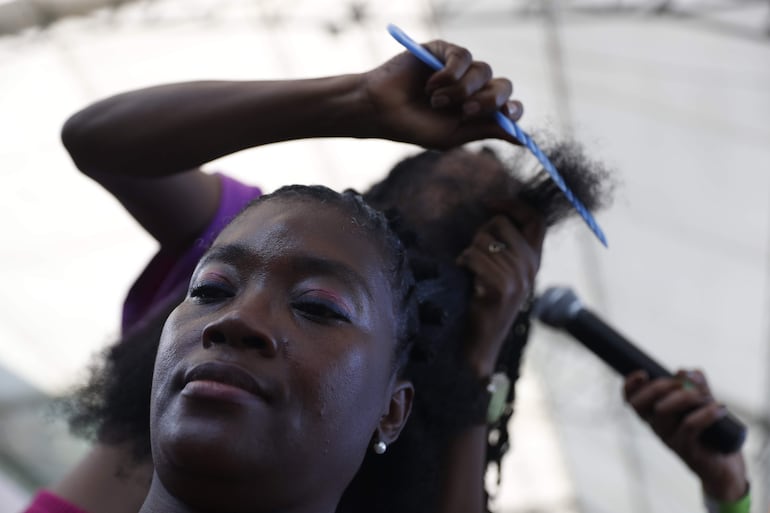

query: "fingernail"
left=507, top=101, right=522, bottom=119
left=685, top=370, right=701, bottom=383
left=463, top=101, right=480, bottom=116
left=431, top=95, right=449, bottom=108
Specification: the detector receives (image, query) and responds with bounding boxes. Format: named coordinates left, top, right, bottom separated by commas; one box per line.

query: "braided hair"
left=60, top=183, right=443, bottom=460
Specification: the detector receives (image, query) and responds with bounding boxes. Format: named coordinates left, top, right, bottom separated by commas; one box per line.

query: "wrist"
left=465, top=353, right=496, bottom=380
left=485, top=372, right=511, bottom=424
left=704, top=484, right=750, bottom=513
left=463, top=332, right=506, bottom=379
left=282, top=73, right=379, bottom=139
left=704, top=478, right=750, bottom=504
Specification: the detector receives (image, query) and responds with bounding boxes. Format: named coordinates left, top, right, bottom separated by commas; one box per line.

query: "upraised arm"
left=624, top=369, right=749, bottom=506
left=63, top=43, right=520, bottom=177
left=436, top=209, right=544, bottom=513
left=61, top=41, right=521, bottom=248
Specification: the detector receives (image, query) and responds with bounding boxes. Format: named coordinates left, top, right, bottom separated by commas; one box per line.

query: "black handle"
left=565, top=309, right=746, bottom=454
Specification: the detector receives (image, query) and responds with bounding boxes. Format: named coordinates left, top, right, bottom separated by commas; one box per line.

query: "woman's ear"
left=375, top=379, right=414, bottom=446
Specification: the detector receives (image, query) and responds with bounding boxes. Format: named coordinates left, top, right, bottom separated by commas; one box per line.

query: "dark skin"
left=624, top=369, right=749, bottom=503
left=444, top=209, right=544, bottom=513
left=458, top=209, right=545, bottom=377
left=142, top=198, right=413, bottom=513
left=51, top=34, right=748, bottom=513
left=61, top=41, right=522, bottom=250
left=55, top=40, right=534, bottom=513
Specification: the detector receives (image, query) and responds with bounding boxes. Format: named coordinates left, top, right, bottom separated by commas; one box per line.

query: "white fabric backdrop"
left=1, top=1, right=768, bottom=511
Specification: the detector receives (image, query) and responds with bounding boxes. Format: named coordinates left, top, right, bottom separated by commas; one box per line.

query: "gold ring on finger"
left=488, top=241, right=507, bottom=254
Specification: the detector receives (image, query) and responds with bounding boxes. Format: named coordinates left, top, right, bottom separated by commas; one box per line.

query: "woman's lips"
left=182, top=361, right=273, bottom=404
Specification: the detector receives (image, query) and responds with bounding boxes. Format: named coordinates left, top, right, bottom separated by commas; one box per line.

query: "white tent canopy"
left=1, top=1, right=768, bottom=511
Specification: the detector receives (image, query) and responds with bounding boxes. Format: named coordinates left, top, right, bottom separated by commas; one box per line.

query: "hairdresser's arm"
left=624, top=370, right=749, bottom=505
left=437, top=210, right=545, bottom=513
left=62, top=41, right=519, bottom=248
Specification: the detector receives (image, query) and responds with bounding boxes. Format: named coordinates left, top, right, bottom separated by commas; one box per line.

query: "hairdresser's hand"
left=455, top=207, right=545, bottom=378
left=361, top=40, right=523, bottom=149
left=624, top=369, right=749, bottom=502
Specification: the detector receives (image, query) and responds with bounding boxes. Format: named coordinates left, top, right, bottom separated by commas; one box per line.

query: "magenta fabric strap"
left=121, top=173, right=262, bottom=335
left=22, top=490, right=89, bottom=513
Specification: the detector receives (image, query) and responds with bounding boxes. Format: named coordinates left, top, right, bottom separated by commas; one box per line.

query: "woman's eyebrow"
left=198, top=244, right=254, bottom=268
left=292, top=254, right=374, bottom=302
left=199, top=244, right=375, bottom=302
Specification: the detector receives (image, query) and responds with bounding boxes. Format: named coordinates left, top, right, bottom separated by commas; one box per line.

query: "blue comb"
left=387, top=24, right=607, bottom=247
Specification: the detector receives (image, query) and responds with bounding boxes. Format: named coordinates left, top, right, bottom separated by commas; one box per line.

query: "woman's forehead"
left=218, top=199, right=359, bottom=251
left=211, top=198, right=391, bottom=287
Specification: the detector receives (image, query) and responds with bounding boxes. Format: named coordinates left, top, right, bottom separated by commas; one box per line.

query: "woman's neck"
left=138, top=474, right=340, bottom=513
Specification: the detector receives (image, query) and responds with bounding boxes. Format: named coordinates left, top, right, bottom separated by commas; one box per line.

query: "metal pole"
left=540, top=2, right=650, bottom=513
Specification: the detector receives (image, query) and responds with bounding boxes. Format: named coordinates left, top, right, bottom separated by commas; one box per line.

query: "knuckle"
left=451, top=47, right=472, bottom=62
left=680, top=417, right=699, bottom=435
left=475, top=61, right=493, bottom=79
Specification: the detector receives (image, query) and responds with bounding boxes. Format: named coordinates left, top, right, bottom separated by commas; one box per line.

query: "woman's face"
left=150, top=197, right=406, bottom=511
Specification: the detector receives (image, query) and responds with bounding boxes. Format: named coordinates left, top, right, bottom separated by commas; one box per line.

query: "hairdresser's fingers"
left=457, top=235, right=527, bottom=346
left=524, top=216, right=547, bottom=258
left=483, top=201, right=547, bottom=257
left=490, top=213, right=546, bottom=266
left=459, top=237, right=520, bottom=303
left=429, top=61, right=495, bottom=110
left=423, top=41, right=474, bottom=92
left=457, top=219, right=539, bottom=376
left=458, top=238, right=513, bottom=301
left=474, top=214, right=540, bottom=272
left=458, top=79, right=515, bottom=119
left=484, top=215, right=541, bottom=283
left=505, top=100, right=525, bottom=122
left=460, top=222, right=535, bottom=306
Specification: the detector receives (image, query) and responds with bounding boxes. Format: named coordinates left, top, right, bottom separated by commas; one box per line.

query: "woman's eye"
left=294, top=300, right=350, bottom=323
left=189, top=284, right=233, bottom=303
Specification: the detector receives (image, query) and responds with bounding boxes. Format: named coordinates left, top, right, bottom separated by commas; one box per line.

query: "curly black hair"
left=60, top=139, right=614, bottom=513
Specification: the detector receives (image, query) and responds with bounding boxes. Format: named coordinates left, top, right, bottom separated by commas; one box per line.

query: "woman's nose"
left=201, top=299, right=279, bottom=358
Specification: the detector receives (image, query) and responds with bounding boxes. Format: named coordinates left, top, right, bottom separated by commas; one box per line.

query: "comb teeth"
left=388, top=23, right=608, bottom=248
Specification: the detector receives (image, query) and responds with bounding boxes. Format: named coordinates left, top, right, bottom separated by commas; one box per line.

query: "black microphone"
left=533, top=286, right=746, bottom=454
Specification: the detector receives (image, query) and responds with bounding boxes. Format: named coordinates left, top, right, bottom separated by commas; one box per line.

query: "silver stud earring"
left=373, top=440, right=387, bottom=455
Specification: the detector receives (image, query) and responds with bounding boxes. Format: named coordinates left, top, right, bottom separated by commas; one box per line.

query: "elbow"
left=61, top=109, right=111, bottom=177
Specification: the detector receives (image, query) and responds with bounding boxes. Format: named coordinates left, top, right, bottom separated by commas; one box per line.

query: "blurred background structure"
left=1, top=1, right=769, bottom=512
